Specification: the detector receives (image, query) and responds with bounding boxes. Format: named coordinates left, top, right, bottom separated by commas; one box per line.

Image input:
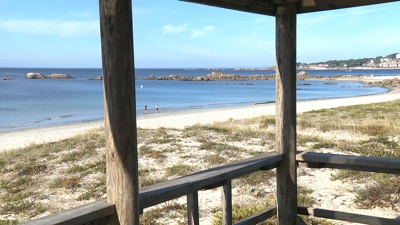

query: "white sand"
left=1, top=80, right=400, bottom=152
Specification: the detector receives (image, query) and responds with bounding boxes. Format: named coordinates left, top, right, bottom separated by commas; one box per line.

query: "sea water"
left=0, top=68, right=398, bottom=131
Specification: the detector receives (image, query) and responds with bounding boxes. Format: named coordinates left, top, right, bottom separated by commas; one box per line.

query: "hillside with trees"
left=300, top=53, right=399, bottom=67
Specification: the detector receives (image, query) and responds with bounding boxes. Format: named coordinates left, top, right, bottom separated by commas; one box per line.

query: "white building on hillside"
left=396, top=54, right=400, bottom=59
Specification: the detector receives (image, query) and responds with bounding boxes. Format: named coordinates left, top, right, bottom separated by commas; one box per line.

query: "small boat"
left=141, top=85, right=143, bottom=88
left=345, top=69, right=351, bottom=72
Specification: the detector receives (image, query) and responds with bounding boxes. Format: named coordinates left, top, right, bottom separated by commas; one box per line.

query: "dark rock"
left=26, top=73, right=74, bottom=79
left=88, top=76, right=103, bottom=80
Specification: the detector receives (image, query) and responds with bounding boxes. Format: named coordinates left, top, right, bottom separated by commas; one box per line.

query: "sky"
left=0, top=0, right=399, bottom=68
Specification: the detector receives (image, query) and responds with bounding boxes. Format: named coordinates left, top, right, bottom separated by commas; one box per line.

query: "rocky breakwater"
left=368, top=78, right=400, bottom=88
left=26, top=73, right=74, bottom=79
left=87, top=76, right=103, bottom=80
left=137, top=72, right=276, bottom=81
left=0, top=77, right=15, bottom=80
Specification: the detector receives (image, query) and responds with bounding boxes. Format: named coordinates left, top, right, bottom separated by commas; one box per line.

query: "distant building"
left=397, top=54, right=400, bottom=59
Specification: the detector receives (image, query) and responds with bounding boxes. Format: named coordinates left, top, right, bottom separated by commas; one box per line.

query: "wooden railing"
left=20, top=151, right=400, bottom=225
left=21, top=152, right=282, bottom=225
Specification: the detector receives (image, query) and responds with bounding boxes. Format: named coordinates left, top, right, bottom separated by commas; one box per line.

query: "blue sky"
left=0, top=0, right=399, bottom=68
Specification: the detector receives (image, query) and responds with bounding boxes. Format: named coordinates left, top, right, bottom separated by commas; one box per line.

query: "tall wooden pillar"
left=99, top=0, right=139, bottom=224
left=275, top=2, right=297, bottom=224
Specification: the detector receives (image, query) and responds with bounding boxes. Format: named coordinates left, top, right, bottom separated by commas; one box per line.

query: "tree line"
left=298, top=53, right=398, bottom=67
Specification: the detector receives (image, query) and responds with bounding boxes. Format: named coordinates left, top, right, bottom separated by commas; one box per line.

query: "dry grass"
left=2, top=98, right=400, bottom=223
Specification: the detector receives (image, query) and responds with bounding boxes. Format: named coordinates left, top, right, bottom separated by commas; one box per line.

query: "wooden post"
left=275, top=1, right=297, bottom=224
left=99, top=0, right=139, bottom=225
left=222, top=180, right=232, bottom=225
left=188, top=192, right=199, bottom=225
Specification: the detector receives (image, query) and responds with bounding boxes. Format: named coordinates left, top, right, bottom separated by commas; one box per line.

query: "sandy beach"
left=2, top=79, right=400, bottom=152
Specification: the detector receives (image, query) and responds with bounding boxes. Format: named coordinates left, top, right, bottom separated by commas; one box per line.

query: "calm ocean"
left=0, top=68, right=398, bottom=131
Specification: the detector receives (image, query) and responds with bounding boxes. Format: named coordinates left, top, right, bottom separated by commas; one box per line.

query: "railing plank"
left=222, top=180, right=232, bottom=225
left=19, top=200, right=115, bottom=225
left=139, top=151, right=282, bottom=209
left=188, top=192, right=199, bottom=225
left=297, top=152, right=400, bottom=174
left=298, top=206, right=400, bottom=225
left=234, top=204, right=277, bottom=225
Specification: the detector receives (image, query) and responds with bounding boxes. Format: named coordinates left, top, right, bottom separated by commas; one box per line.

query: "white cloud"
left=190, top=25, right=216, bottom=38
left=162, top=23, right=188, bottom=34
left=0, top=19, right=99, bottom=37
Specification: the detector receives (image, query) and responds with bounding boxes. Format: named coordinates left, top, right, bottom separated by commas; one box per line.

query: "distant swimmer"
left=141, top=85, right=143, bottom=88
left=156, top=104, right=159, bottom=113
left=145, top=105, right=147, bottom=113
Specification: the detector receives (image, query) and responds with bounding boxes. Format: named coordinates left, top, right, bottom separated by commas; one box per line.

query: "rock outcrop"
left=371, top=78, right=400, bottom=88
left=137, top=72, right=276, bottom=81
left=0, top=77, right=15, bottom=80
left=26, top=73, right=74, bottom=79
left=87, top=76, right=103, bottom=80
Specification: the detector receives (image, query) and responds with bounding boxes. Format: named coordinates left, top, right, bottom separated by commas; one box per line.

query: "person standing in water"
left=145, top=105, right=147, bottom=114
left=156, top=105, right=159, bottom=113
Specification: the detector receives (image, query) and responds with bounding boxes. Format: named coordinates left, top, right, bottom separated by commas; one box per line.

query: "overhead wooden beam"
left=298, top=0, right=400, bottom=13
left=275, top=1, right=298, bottom=224
left=181, top=0, right=400, bottom=16
left=180, top=0, right=276, bottom=16
left=99, top=0, right=139, bottom=224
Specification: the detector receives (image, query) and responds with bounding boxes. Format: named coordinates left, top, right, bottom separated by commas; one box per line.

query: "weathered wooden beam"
left=180, top=0, right=276, bottom=16
left=297, top=152, right=400, bottom=174
left=272, top=0, right=300, bottom=4
left=19, top=200, right=115, bottom=225
left=222, top=180, right=233, bottom=225
left=181, top=0, right=400, bottom=16
left=298, top=206, right=400, bottom=225
left=139, top=152, right=282, bottom=209
left=234, top=204, right=277, bottom=225
left=99, top=0, right=139, bottom=224
left=275, top=1, right=298, bottom=224
left=296, top=216, right=307, bottom=225
left=188, top=192, right=200, bottom=225
left=298, top=0, right=400, bottom=13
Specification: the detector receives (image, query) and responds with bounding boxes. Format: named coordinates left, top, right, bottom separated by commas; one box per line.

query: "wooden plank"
left=188, top=192, right=199, bottom=225
left=222, top=180, right=232, bottom=225
left=275, top=1, right=298, bottom=224
left=99, top=0, right=139, bottom=224
left=272, top=0, right=301, bottom=4
left=297, top=152, right=400, bottom=174
left=181, top=0, right=400, bottom=15
left=234, top=204, right=277, bottom=225
left=180, top=0, right=276, bottom=16
left=296, top=215, right=307, bottom=225
left=298, top=206, right=400, bottom=225
left=20, top=200, right=115, bottom=225
left=139, top=152, right=282, bottom=209
left=298, top=0, right=400, bottom=14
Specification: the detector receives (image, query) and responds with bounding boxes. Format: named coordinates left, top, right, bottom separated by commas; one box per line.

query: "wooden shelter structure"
left=22, top=0, right=400, bottom=224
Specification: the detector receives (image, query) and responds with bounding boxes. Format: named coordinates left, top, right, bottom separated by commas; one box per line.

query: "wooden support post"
left=99, top=0, right=139, bottom=225
left=275, top=1, right=297, bottom=224
left=188, top=192, right=199, bottom=225
left=222, top=180, right=232, bottom=225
